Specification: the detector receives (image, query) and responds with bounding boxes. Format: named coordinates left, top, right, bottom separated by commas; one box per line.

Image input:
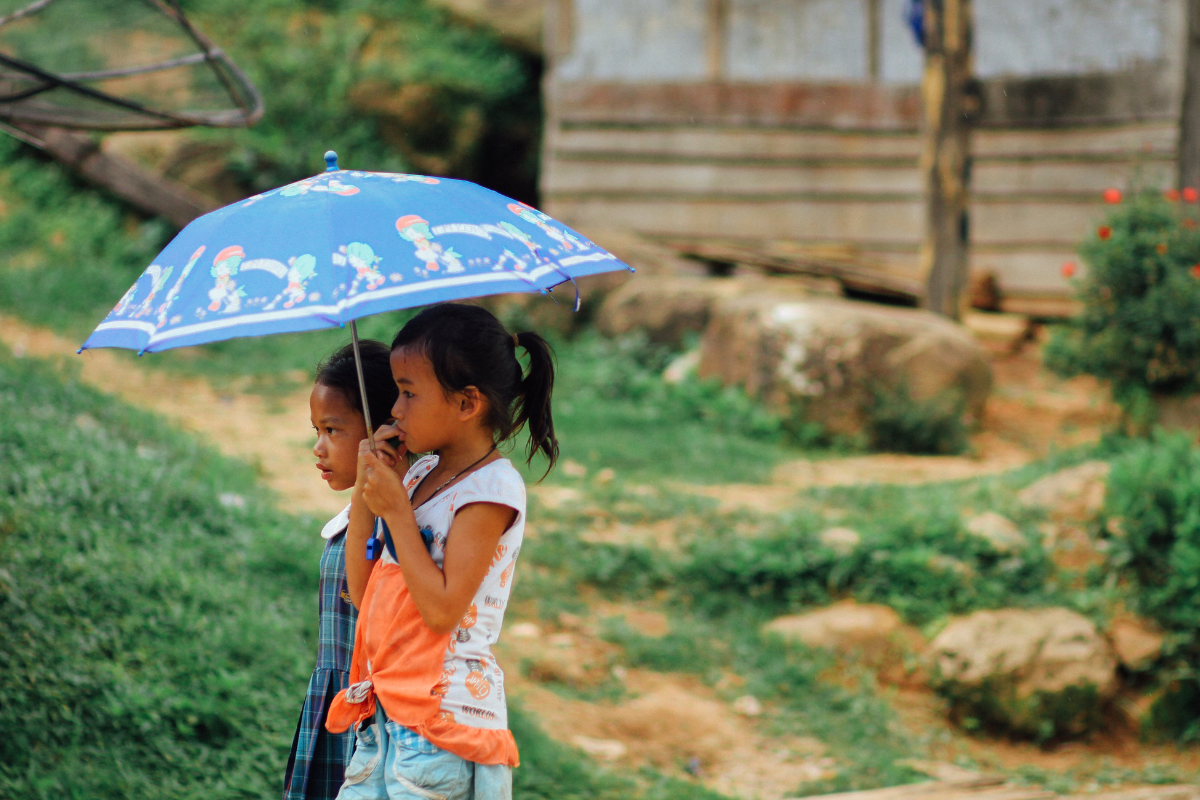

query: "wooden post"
left=918, top=0, right=975, bottom=320
left=706, top=0, right=728, bottom=81
left=1179, top=0, right=1200, bottom=190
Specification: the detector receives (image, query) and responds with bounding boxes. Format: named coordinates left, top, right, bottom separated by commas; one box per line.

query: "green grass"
left=0, top=352, right=730, bottom=799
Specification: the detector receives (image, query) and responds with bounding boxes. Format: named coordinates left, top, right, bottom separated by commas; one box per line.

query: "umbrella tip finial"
left=324, top=151, right=339, bottom=171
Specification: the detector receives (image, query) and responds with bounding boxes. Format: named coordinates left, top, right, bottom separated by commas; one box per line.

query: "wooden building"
left=540, top=0, right=1184, bottom=314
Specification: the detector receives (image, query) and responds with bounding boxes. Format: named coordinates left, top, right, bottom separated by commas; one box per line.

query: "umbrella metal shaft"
left=349, top=319, right=376, bottom=452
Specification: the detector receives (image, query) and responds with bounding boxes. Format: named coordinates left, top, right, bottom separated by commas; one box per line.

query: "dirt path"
left=2, top=314, right=1142, bottom=799
left=0, top=314, right=348, bottom=516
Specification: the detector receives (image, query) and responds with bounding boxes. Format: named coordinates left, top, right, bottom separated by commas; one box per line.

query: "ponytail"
left=513, top=330, right=559, bottom=471
left=391, top=303, right=559, bottom=476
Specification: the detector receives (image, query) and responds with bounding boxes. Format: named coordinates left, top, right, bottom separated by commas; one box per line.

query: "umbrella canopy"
left=80, top=152, right=631, bottom=354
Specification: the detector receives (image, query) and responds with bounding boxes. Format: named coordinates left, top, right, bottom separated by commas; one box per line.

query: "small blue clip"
left=365, top=535, right=380, bottom=561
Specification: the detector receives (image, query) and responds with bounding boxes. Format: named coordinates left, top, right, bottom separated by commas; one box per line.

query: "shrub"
left=1045, top=191, right=1200, bottom=423
left=866, top=382, right=968, bottom=455
left=1099, top=430, right=1200, bottom=740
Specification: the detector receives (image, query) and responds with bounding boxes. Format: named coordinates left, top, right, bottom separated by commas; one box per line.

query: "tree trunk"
left=3, top=122, right=216, bottom=227
left=1179, top=0, right=1200, bottom=190
left=919, top=0, right=975, bottom=320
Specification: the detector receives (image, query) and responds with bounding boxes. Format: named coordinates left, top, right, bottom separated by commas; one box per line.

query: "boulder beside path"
left=698, top=294, right=992, bottom=437
left=928, top=607, right=1118, bottom=740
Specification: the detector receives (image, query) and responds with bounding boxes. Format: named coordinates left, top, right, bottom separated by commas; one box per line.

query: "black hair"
left=391, top=303, right=558, bottom=472
left=315, top=340, right=399, bottom=431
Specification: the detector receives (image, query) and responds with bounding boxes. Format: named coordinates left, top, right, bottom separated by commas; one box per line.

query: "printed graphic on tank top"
left=383, top=454, right=524, bottom=730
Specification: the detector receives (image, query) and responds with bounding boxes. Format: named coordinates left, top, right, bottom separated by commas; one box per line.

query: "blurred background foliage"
left=180, top=0, right=543, bottom=202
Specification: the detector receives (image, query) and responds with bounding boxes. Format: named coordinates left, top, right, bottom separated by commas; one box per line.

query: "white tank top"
left=382, top=455, right=525, bottom=729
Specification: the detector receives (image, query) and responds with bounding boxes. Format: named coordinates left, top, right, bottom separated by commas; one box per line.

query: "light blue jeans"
left=335, top=705, right=512, bottom=800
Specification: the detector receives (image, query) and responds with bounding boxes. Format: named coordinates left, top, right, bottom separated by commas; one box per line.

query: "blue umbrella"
left=82, top=151, right=630, bottom=355
left=80, top=151, right=633, bottom=435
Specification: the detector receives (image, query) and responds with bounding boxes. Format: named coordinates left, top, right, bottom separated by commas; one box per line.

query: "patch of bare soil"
left=496, top=606, right=836, bottom=800
left=10, top=316, right=1184, bottom=796
left=890, top=687, right=1200, bottom=788
left=681, top=344, right=1121, bottom=514
left=0, top=315, right=345, bottom=516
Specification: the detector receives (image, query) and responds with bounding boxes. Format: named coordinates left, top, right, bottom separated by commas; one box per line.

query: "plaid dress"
left=283, top=512, right=358, bottom=800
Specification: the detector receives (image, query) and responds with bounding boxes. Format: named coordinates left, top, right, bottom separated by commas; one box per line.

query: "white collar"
left=321, top=503, right=352, bottom=540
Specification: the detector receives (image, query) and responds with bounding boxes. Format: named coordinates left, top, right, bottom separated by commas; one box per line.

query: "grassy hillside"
left=0, top=353, right=729, bottom=799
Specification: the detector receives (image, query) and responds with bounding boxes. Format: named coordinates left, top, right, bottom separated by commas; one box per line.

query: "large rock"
left=1107, top=615, right=1165, bottom=671
left=428, top=0, right=542, bottom=52
left=698, top=294, right=992, bottom=436
left=764, top=601, right=916, bottom=663
left=1016, top=461, right=1109, bottom=521
left=928, top=608, right=1118, bottom=740
left=596, top=275, right=812, bottom=347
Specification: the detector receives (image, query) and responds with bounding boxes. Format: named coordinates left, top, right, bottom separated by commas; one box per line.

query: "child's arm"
left=345, top=433, right=406, bottom=608
left=359, top=449, right=515, bottom=634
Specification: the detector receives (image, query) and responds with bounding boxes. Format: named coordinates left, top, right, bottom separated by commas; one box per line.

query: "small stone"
left=963, top=512, right=1025, bottom=553
left=547, top=633, right=574, bottom=648
left=685, top=756, right=703, bottom=776
left=611, top=665, right=628, bottom=681
left=595, top=467, right=616, bottom=485
left=561, top=459, right=587, bottom=478
left=558, top=611, right=584, bottom=629
left=732, top=695, right=763, bottom=716
left=73, top=413, right=99, bottom=431
left=509, top=622, right=540, bottom=639
left=1017, top=461, right=1110, bottom=521
left=819, top=526, right=861, bottom=555
left=663, top=349, right=701, bottom=384
left=218, top=492, right=246, bottom=509
left=571, top=736, right=627, bottom=761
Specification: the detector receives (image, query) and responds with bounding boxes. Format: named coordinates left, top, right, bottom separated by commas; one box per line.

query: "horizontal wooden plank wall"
left=543, top=99, right=1179, bottom=314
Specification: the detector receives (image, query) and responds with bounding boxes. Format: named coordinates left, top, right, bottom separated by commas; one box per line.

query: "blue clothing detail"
left=335, top=705, right=512, bottom=800
left=284, top=530, right=359, bottom=800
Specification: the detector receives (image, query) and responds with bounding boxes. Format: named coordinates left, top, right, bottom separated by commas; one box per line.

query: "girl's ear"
left=457, top=386, right=488, bottom=423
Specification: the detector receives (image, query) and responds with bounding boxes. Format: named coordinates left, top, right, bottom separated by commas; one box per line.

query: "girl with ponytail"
left=326, top=303, right=557, bottom=800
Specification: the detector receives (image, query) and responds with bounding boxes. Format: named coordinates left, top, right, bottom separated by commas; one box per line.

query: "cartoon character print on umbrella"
left=332, top=242, right=386, bottom=295
left=130, top=264, right=174, bottom=319
left=345, top=171, right=441, bottom=186
left=207, top=246, right=247, bottom=313
left=496, top=221, right=554, bottom=271
left=279, top=175, right=360, bottom=197
left=154, top=246, right=206, bottom=329
left=111, top=282, right=139, bottom=317
left=463, top=657, right=493, bottom=701
left=396, top=215, right=465, bottom=278
left=263, top=254, right=319, bottom=310
left=507, top=202, right=588, bottom=252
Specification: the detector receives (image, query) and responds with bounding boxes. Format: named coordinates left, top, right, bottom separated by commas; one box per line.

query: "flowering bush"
left=1045, top=190, right=1200, bottom=422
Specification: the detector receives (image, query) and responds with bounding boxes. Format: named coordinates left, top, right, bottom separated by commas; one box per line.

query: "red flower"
left=1191, top=263, right=1200, bottom=279
left=1166, top=189, right=1182, bottom=202
left=1098, top=225, right=1112, bottom=240
left=1102, top=188, right=1122, bottom=204
left=1157, top=243, right=1169, bottom=254
left=1184, top=187, right=1200, bottom=203
left=1061, top=261, right=1077, bottom=278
